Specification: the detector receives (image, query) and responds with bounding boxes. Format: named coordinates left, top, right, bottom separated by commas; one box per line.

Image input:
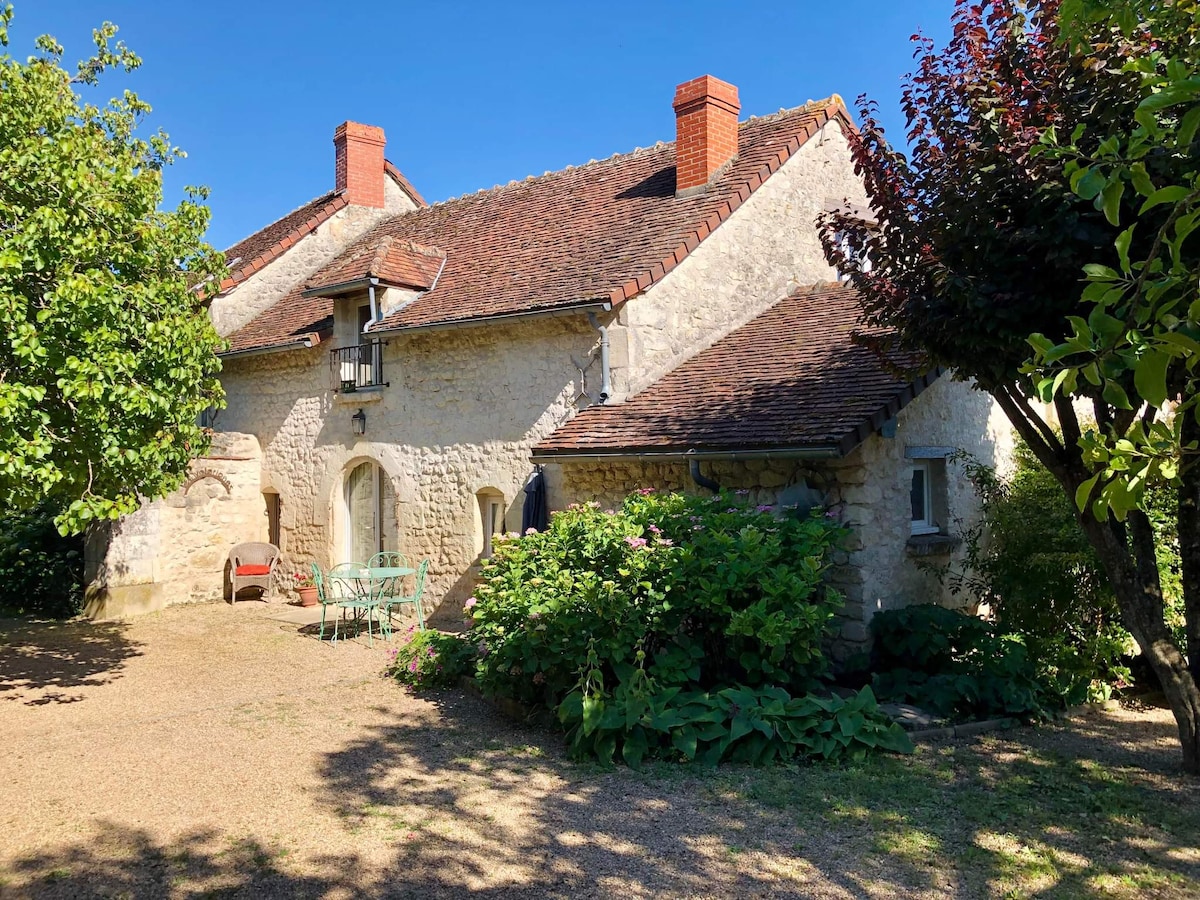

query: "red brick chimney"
left=673, top=75, right=740, bottom=196
left=333, top=121, right=386, bottom=208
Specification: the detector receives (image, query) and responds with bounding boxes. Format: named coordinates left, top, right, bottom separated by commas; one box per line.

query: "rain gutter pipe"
left=587, top=311, right=612, bottom=403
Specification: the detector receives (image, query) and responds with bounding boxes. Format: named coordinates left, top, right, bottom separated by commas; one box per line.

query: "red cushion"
left=235, top=564, right=272, bottom=576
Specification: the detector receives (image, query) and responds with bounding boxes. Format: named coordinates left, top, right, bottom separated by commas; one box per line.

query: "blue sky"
left=11, top=2, right=954, bottom=251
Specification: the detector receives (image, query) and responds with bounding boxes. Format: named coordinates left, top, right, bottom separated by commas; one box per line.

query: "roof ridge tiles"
left=423, top=98, right=839, bottom=213
left=221, top=189, right=343, bottom=256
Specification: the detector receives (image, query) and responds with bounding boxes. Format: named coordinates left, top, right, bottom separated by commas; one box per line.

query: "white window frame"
left=910, top=461, right=938, bottom=536
left=482, top=497, right=504, bottom=558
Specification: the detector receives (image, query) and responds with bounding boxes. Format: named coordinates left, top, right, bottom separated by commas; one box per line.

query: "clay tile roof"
left=223, top=99, right=852, bottom=354
left=532, top=284, right=936, bottom=458
left=305, top=237, right=445, bottom=293
left=216, top=161, right=425, bottom=293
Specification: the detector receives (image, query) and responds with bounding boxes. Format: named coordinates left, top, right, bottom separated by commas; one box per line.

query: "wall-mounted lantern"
left=351, top=408, right=366, bottom=436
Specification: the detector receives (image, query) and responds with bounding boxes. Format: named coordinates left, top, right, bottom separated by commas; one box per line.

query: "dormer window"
left=300, top=236, right=446, bottom=394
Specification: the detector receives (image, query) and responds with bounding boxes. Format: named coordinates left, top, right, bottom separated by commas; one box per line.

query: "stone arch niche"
left=83, top=433, right=266, bottom=619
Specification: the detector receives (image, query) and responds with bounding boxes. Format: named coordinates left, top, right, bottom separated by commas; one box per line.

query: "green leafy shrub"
left=0, top=504, right=84, bottom=618
left=468, top=491, right=846, bottom=710
left=870, top=604, right=1061, bottom=719
left=940, top=444, right=1186, bottom=696
left=388, top=628, right=475, bottom=690
left=560, top=679, right=913, bottom=768
left=462, top=490, right=912, bottom=767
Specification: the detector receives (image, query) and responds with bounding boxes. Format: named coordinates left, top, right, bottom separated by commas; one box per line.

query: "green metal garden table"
left=344, top=566, right=414, bottom=644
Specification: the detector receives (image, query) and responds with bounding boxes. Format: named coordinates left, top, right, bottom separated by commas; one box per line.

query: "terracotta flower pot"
left=296, top=586, right=319, bottom=607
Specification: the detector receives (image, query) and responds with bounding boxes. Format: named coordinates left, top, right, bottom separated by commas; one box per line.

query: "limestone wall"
left=824, top=377, right=1014, bottom=645
left=217, top=317, right=601, bottom=620
left=612, top=120, right=868, bottom=398
left=83, top=433, right=267, bottom=619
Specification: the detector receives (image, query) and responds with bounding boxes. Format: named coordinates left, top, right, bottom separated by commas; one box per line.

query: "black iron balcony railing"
left=330, top=340, right=386, bottom=393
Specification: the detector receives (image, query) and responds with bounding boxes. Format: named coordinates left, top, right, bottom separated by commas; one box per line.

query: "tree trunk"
left=1179, top=412, right=1200, bottom=686
left=991, top=387, right=1200, bottom=772
left=1078, top=509, right=1200, bottom=775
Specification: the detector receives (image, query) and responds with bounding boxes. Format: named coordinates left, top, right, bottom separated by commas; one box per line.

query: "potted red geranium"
left=293, top=571, right=319, bottom=607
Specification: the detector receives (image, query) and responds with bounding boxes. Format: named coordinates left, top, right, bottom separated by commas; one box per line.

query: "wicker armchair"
left=227, top=542, right=280, bottom=602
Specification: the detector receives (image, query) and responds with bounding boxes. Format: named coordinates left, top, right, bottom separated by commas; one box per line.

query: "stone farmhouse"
left=85, top=75, right=1012, bottom=652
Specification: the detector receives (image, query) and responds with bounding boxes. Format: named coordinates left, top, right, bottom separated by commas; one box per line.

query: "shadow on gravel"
left=0, top=618, right=142, bottom=706
left=0, top=821, right=349, bottom=899
left=4, top=692, right=1197, bottom=898
left=308, top=692, right=1200, bottom=899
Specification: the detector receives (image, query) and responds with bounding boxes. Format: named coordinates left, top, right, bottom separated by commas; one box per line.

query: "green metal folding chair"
left=326, top=561, right=383, bottom=646
left=367, top=551, right=410, bottom=569
left=384, top=559, right=428, bottom=633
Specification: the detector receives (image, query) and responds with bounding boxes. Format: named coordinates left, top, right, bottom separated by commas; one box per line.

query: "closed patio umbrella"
left=521, top=466, right=548, bottom=533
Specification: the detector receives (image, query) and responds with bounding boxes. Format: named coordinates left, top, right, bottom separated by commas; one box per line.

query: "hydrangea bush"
left=387, top=627, right=475, bottom=690
left=457, top=490, right=913, bottom=766
left=468, top=490, right=848, bottom=709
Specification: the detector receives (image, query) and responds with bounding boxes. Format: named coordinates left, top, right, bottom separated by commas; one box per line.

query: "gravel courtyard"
left=2, top=601, right=1197, bottom=899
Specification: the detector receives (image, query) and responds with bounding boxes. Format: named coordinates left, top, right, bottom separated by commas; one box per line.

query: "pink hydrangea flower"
left=647, top=524, right=662, bottom=534
left=636, top=487, right=655, bottom=495
left=623, top=535, right=648, bottom=549
left=464, top=597, right=478, bottom=609
left=756, top=504, right=775, bottom=513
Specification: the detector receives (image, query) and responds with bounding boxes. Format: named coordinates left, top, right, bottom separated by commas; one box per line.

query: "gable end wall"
left=615, top=120, right=866, bottom=398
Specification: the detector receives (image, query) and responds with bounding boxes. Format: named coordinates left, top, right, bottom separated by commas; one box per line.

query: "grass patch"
left=709, top=734, right=1199, bottom=898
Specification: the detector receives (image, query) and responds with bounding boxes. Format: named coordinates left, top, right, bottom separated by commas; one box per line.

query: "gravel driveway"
left=2, top=601, right=1196, bottom=899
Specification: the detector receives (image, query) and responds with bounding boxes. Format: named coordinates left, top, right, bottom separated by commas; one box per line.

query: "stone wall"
left=824, top=377, right=1013, bottom=653
left=612, top=120, right=868, bottom=398
left=83, top=433, right=267, bottom=619
left=217, top=317, right=601, bottom=621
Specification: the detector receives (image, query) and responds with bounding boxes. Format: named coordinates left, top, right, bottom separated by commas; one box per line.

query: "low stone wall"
left=83, top=433, right=267, bottom=619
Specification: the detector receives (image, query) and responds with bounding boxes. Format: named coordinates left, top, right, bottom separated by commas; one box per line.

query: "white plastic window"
left=478, top=492, right=505, bottom=558
left=910, top=462, right=938, bottom=535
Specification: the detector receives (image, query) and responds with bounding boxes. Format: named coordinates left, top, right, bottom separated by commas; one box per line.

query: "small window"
left=478, top=491, right=505, bottom=558
left=910, top=462, right=938, bottom=535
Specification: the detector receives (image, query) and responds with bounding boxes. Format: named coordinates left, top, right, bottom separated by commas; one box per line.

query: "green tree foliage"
left=0, top=503, right=83, bottom=618
left=946, top=446, right=1188, bottom=691
left=821, top=0, right=1200, bottom=771
left=0, top=5, right=225, bottom=534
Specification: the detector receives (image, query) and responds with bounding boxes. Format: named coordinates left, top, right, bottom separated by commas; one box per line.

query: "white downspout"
left=587, top=311, right=612, bottom=404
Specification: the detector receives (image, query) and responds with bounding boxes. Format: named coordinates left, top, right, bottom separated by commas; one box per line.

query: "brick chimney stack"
left=672, top=75, right=740, bottom=196
left=333, top=121, right=386, bottom=208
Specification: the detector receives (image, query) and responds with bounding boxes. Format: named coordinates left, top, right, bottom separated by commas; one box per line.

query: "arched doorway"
left=343, top=460, right=397, bottom=562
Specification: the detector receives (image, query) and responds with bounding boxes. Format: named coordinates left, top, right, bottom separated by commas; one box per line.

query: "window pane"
left=910, top=467, right=927, bottom=522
